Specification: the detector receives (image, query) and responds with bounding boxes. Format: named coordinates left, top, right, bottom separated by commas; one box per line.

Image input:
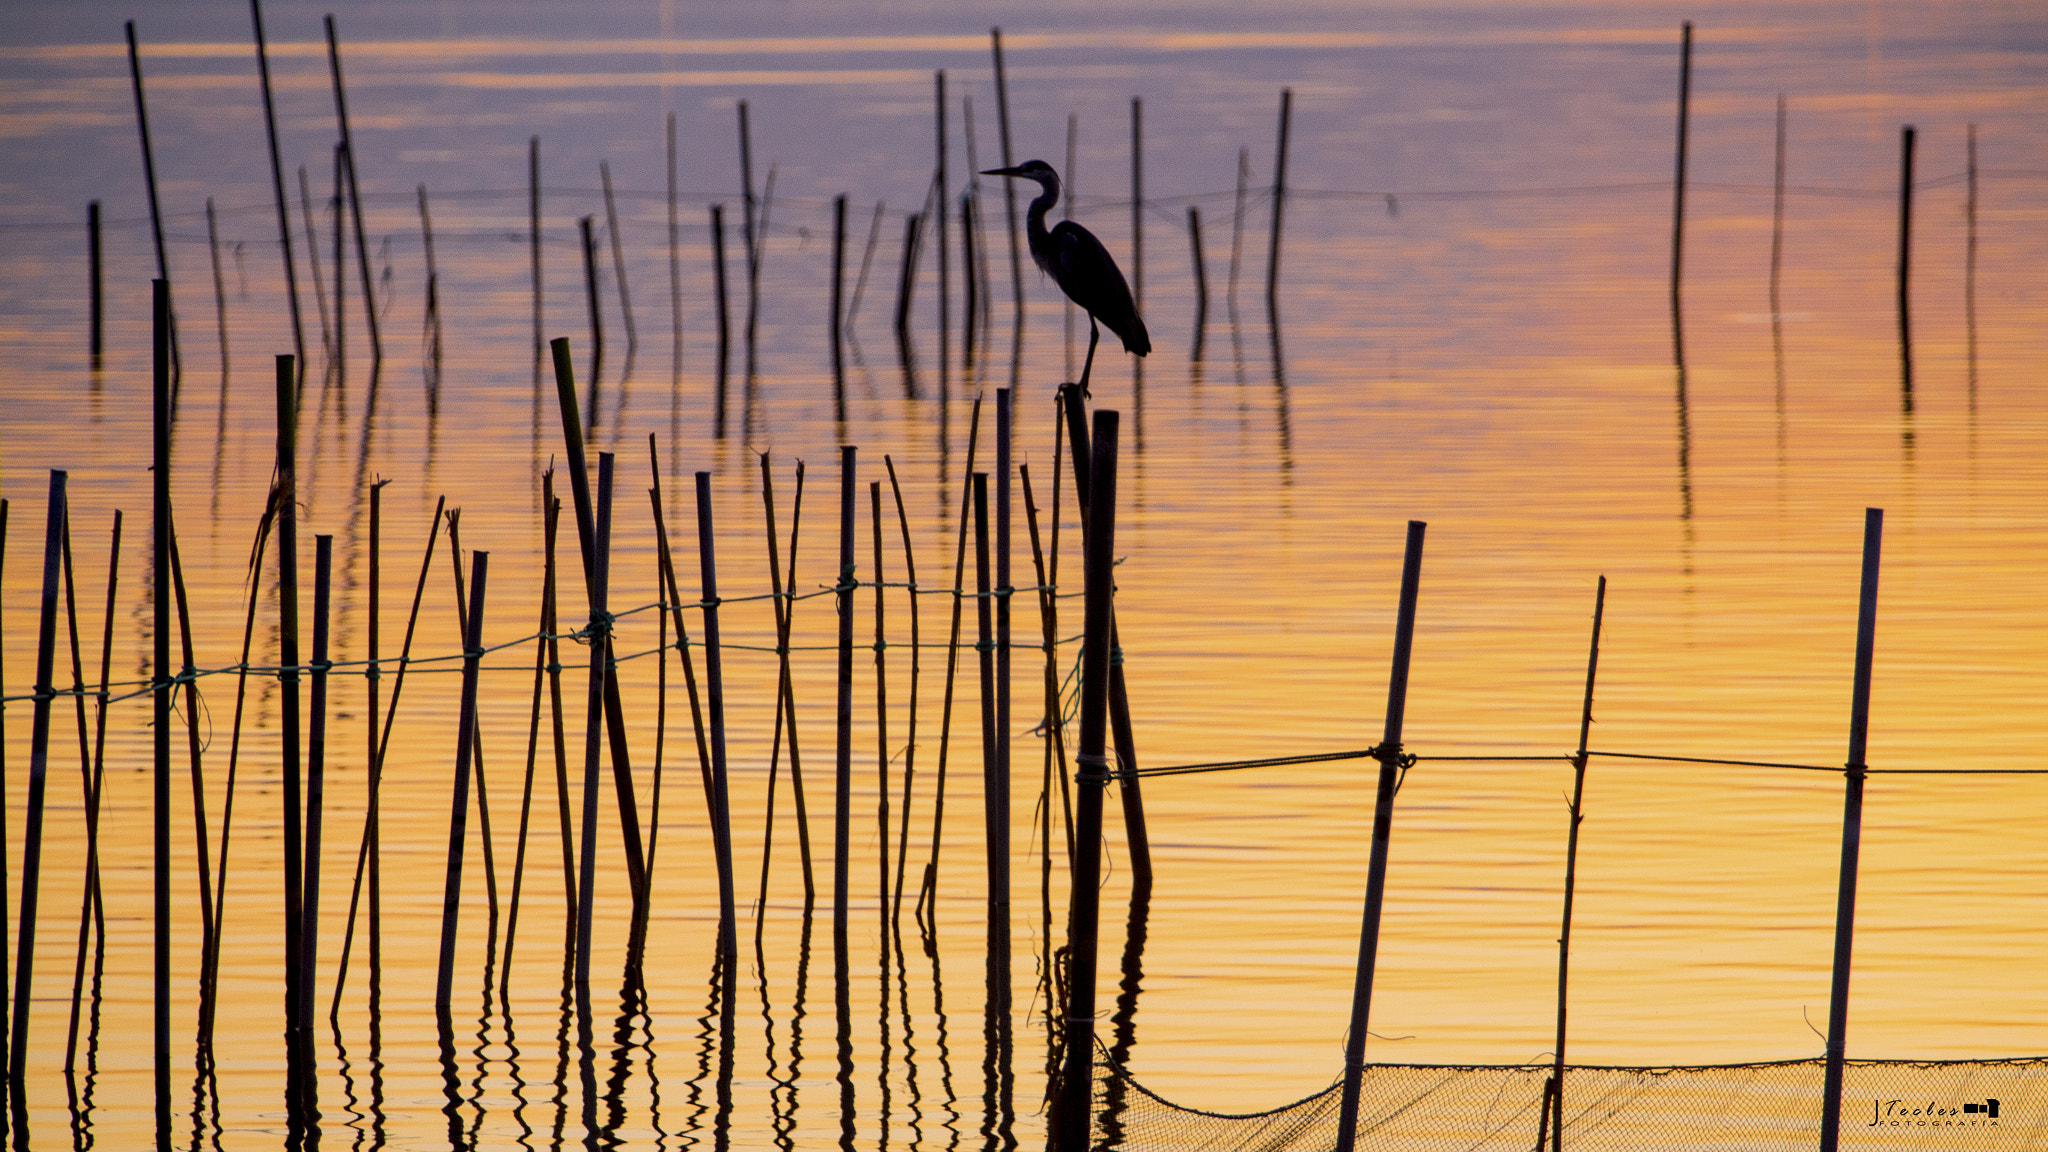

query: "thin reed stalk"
left=165, top=515, right=216, bottom=988
left=504, top=477, right=559, bottom=1004
left=1018, top=463, right=1070, bottom=1066
left=1266, top=89, right=1292, bottom=319
left=418, top=186, right=443, bottom=391
left=917, top=394, right=982, bottom=918
left=435, top=550, right=490, bottom=1016
left=206, top=200, right=229, bottom=382
left=573, top=455, right=616, bottom=1043
left=601, top=160, right=638, bottom=367
left=738, top=102, right=758, bottom=381
left=884, top=457, right=920, bottom=925
left=648, top=441, right=713, bottom=892
left=668, top=114, right=683, bottom=394
left=1187, top=207, right=1208, bottom=359
left=847, top=201, right=886, bottom=335
left=870, top=481, right=891, bottom=950
left=934, top=72, right=951, bottom=401
left=65, top=512, right=117, bottom=1080
left=753, top=456, right=815, bottom=907
left=581, top=216, right=605, bottom=403
left=332, top=494, right=445, bottom=1019
left=297, top=169, right=332, bottom=372
left=1669, top=23, right=1692, bottom=367
left=445, top=513, right=502, bottom=945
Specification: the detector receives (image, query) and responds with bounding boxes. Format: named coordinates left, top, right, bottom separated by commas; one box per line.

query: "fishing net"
left=1090, top=1052, right=2048, bottom=1151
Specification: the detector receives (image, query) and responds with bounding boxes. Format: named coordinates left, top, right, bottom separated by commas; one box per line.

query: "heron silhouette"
left=982, top=159, right=1149, bottom=393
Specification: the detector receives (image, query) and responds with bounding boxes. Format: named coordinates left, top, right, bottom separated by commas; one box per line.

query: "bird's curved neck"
left=1024, top=174, right=1060, bottom=263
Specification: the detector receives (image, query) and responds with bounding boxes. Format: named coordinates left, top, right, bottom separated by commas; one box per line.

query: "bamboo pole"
left=1187, top=207, right=1209, bottom=359
left=325, top=17, right=381, bottom=366
left=884, top=458, right=921, bottom=925
left=1050, top=409, right=1120, bottom=1152
left=601, top=161, right=637, bottom=366
left=834, top=445, right=858, bottom=956
left=738, top=102, right=758, bottom=381
left=870, top=482, right=891, bottom=938
left=149, top=284, right=175, bottom=1143
left=693, top=471, right=738, bottom=952
left=249, top=0, right=306, bottom=388
left=832, top=194, right=848, bottom=415
left=531, top=137, right=542, bottom=382
left=1539, top=576, right=1606, bottom=1152
left=991, top=28, right=1024, bottom=389
left=1335, top=519, right=1428, bottom=1152
left=572, top=455, right=615, bottom=1045
left=125, top=23, right=179, bottom=390
left=1265, top=89, right=1292, bottom=317
left=581, top=216, right=605, bottom=405
left=711, top=205, right=730, bottom=437
left=297, top=169, right=332, bottom=374
left=332, top=145, right=347, bottom=388
left=7, top=473, right=63, bottom=1134
left=207, top=199, right=230, bottom=381
left=435, top=549, right=489, bottom=1018
left=935, top=72, right=951, bottom=403
left=304, top=534, right=334, bottom=1074
left=0, top=494, right=9, bottom=1108
left=87, top=203, right=102, bottom=361
left=1896, top=126, right=1916, bottom=406
left=273, top=353, right=309, bottom=1134
left=846, top=200, right=886, bottom=337
left=753, top=456, right=815, bottom=906
left=995, top=386, right=1013, bottom=908
left=918, top=396, right=983, bottom=916
left=668, top=115, right=682, bottom=387
left=64, top=511, right=116, bottom=1084
left=1820, top=509, right=1884, bottom=1152
left=1131, top=98, right=1144, bottom=310
left=1670, top=22, right=1692, bottom=368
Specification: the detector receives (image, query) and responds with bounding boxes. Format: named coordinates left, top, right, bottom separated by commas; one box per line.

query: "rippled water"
left=4, top=0, right=2048, bottom=1147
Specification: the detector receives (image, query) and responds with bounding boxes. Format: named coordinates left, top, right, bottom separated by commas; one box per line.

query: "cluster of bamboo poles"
left=3, top=250, right=1171, bottom=1146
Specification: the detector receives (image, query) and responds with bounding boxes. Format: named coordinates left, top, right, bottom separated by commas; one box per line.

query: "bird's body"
left=983, top=160, right=1148, bottom=389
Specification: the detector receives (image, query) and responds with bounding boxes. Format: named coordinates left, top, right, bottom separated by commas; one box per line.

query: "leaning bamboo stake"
left=8, top=471, right=65, bottom=1119
left=503, top=478, right=559, bottom=1003
left=601, top=161, right=638, bottom=367
left=165, top=514, right=216, bottom=985
left=572, top=455, right=617, bottom=1042
left=126, top=24, right=180, bottom=390
left=918, top=394, right=984, bottom=918
left=325, top=17, right=381, bottom=367
left=332, top=493, right=444, bottom=1019
left=581, top=216, right=605, bottom=404
left=1018, top=463, right=1072, bottom=1060
left=249, top=0, right=306, bottom=387
left=650, top=443, right=716, bottom=893
left=1669, top=22, right=1692, bottom=368
left=298, top=168, right=332, bottom=371
left=1819, top=509, right=1884, bottom=1152
left=1335, top=519, right=1429, bottom=1152
left=1265, top=89, right=1293, bottom=319
left=435, top=550, right=490, bottom=1018
left=445, top=514, right=503, bottom=947
left=65, top=512, right=118, bottom=1080
left=754, top=455, right=815, bottom=905
left=1538, top=576, right=1606, bottom=1152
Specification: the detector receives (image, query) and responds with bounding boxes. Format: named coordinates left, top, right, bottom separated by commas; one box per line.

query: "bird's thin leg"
left=1077, top=317, right=1101, bottom=397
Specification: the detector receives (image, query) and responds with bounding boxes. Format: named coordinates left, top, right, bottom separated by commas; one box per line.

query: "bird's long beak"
left=981, top=166, right=1025, bottom=178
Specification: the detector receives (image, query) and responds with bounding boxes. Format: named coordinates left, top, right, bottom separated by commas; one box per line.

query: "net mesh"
left=1092, top=1053, right=2048, bottom=1151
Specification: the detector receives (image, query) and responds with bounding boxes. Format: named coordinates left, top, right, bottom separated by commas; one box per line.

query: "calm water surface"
left=3, top=0, right=2048, bottom=1146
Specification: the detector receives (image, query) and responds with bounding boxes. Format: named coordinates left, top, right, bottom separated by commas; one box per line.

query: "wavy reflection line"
left=919, top=913, right=961, bottom=1150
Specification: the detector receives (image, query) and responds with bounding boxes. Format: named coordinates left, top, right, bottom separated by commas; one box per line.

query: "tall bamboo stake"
left=1335, top=520, right=1428, bottom=1152
left=995, top=386, right=1013, bottom=907
left=711, top=205, right=730, bottom=437
left=693, top=471, right=738, bottom=951
left=164, top=515, right=216, bottom=1002
left=1050, top=410, right=1120, bottom=1152
left=737, top=102, right=760, bottom=387
left=303, top=534, right=334, bottom=1077
left=332, top=145, right=347, bottom=388
left=1820, top=509, right=1884, bottom=1152
left=325, top=17, right=381, bottom=366
left=0, top=495, right=9, bottom=1111
left=572, top=456, right=615, bottom=1045
left=753, top=456, right=814, bottom=904
left=126, top=24, right=179, bottom=389
left=297, top=169, right=332, bottom=373
left=64, top=511, right=116, bottom=1085
left=934, top=72, right=951, bottom=402
left=870, top=482, right=891, bottom=945
left=273, top=353, right=309, bottom=1135
left=1670, top=22, right=1693, bottom=368
left=436, top=551, right=490, bottom=1015
left=149, top=281, right=175, bottom=1144
left=990, top=28, right=1025, bottom=386
left=918, top=396, right=984, bottom=916
left=531, top=136, right=543, bottom=382
left=581, top=216, right=605, bottom=404
left=249, top=0, right=306, bottom=388
left=832, top=195, right=848, bottom=416
left=834, top=445, right=858, bottom=991
left=1187, top=207, right=1209, bottom=359
left=1539, top=576, right=1606, bottom=1152
left=504, top=479, right=557, bottom=1000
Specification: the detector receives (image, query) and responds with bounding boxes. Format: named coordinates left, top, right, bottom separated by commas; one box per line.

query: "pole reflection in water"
left=1096, top=880, right=1152, bottom=1152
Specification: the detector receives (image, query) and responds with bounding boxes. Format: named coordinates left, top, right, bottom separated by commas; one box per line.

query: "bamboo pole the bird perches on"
left=1049, top=409, right=1120, bottom=1152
